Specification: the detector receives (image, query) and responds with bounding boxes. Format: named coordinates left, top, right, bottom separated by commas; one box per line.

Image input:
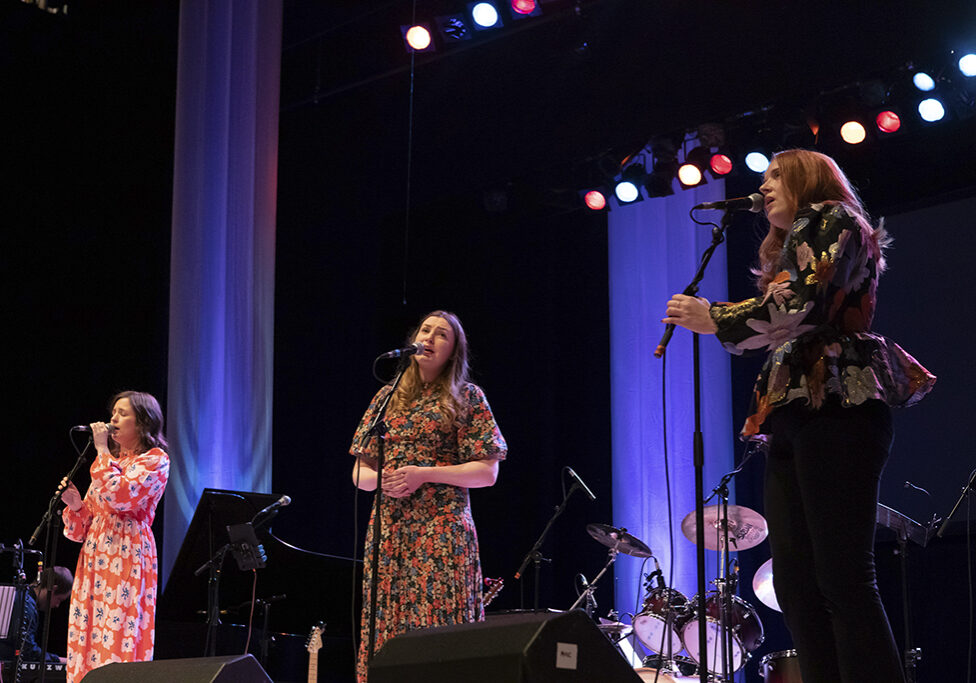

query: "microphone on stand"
left=255, top=495, right=292, bottom=518
left=71, top=423, right=117, bottom=433
left=649, top=556, right=666, bottom=590
left=692, top=193, right=764, bottom=212
left=565, top=467, right=596, bottom=501
left=377, top=342, right=425, bottom=359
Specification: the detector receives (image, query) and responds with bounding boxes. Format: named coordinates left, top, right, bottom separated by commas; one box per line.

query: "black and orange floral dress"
left=350, top=382, right=507, bottom=682
left=710, top=202, right=936, bottom=437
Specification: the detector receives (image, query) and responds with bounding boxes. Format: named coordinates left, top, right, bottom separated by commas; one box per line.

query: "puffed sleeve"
left=89, top=448, right=169, bottom=514
left=456, top=384, right=507, bottom=463
left=63, top=494, right=94, bottom=543
left=349, top=385, right=393, bottom=466
left=710, top=204, right=867, bottom=355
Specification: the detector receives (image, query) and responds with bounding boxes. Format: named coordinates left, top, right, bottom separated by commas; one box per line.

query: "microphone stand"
left=29, top=433, right=95, bottom=683
left=936, top=467, right=976, bottom=538
left=654, top=211, right=732, bottom=683
left=364, top=356, right=411, bottom=665
left=513, top=479, right=588, bottom=611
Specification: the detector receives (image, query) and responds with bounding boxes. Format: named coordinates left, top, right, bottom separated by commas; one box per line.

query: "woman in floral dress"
left=350, top=310, right=507, bottom=682
left=60, top=390, right=169, bottom=683
left=663, top=150, right=935, bottom=682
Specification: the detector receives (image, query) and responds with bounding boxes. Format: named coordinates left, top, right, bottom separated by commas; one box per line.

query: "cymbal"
left=752, top=557, right=781, bottom=612
left=586, top=523, right=653, bottom=558
left=680, top=505, right=768, bottom=551
left=597, top=619, right=633, bottom=637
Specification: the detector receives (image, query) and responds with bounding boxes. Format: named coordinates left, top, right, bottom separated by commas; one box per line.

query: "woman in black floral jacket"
left=664, top=149, right=935, bottom=682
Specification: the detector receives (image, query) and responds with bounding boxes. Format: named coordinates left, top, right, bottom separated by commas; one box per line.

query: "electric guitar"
left=306, top=621, right=324, bottom=683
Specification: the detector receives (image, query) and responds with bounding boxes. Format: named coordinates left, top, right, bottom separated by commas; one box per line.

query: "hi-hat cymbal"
left=597, top=619, right=633, bottom=637
left=586, top=523, right=653, bottom=558
left=752, top=557, right=781, bottom=612
left=680, top=505, right=768, bottom=551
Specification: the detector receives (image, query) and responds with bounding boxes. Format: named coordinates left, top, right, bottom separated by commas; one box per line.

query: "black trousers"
left=764, top=398, right=905, bottom=683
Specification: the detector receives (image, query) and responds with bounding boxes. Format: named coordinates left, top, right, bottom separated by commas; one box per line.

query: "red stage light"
left=709, top=153, right=733, bottom=176
left=875, top=110, right=901, bottom=133
left=583, top=190, right=608, bottom=211
left=405, top=25, right=432, bottom=51
left=511, top=0, right=537, bottom=14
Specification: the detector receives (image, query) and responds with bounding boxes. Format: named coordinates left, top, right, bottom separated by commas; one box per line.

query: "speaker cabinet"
left=79, top=654, right=271, bottom=682
left=368, top=610, right=641, bottom=682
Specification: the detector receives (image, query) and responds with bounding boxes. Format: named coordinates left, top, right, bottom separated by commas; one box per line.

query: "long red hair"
left=753, top=149, right=887, bottom=291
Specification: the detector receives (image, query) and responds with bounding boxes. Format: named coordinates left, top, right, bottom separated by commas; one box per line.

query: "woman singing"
left=350, top=310, right=507, bottom=682
left=663, top=150, right=935, bottom=682
left=60, top=391, right=169, bottom=683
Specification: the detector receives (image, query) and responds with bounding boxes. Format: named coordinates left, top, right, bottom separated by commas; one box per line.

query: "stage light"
left=510, top=0, right=540, bottom=16
left=677, top=163, right=703, bottom=187
left=436, top=14, right=473, bottom=42
left=745, top=151, right=770, bottom=173
left=470, top=2, right=502, bottom=29
left=709, top=153, right=733, bottom=176
left=581, top=189, right=609, bottom=211
left=959, top=53, right=976, bottom=77
left=918, top=97, right=946, bottom=122
left=875, top=110, right=901, bottom=133
left=839, top=120, right=867, bottom=144
left=402, top=24, right=433, bottom=52
left=614, top=164, right=646, bottom=205
left=912, top=72, right=936, bottom=92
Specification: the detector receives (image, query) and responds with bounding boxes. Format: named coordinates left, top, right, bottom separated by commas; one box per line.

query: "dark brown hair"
left=109, top=390, right=168, bottom=454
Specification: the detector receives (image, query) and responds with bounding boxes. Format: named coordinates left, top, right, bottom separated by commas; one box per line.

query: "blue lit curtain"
left=609, top=182, right=737, bottom=624
left=163, top=0, right=282, bottom=586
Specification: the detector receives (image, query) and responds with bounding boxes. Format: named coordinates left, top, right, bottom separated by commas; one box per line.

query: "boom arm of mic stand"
left=936, top=468, right=976, bottom=538
left=30, top=440, right=94, bottom=546
left=654, top=216, right=729, bottom=359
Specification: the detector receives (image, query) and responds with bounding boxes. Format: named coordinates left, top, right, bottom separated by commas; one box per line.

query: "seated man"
left=0, top=566, right=73, bottom=664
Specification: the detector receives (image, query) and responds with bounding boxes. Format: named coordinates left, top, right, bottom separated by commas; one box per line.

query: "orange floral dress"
left=61, top=448, right=169, bottom=683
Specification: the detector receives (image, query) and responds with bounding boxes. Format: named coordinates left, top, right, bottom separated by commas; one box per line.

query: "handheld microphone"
left=377, top=342, right=425, bottom=359
left=255, top=495, right=292, bottom=518
left=692, top=193, right=764, bottom=212
left=72, top=423, right=117, bottom=434
left=566, top=467, right=596, bottom=501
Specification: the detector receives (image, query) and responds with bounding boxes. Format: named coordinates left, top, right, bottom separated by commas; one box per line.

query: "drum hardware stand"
left=655, top=208, right=734, bottom=683
left=568, top=547, right=617, bottom=612
left=701, top=441, right=763, bottom=682
left=936, top=467, right=975, bottom=538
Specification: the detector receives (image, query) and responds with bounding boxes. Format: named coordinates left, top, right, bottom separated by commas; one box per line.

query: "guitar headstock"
left=306, top=621, right=324, bottom=654
left=483, top=577, right=504, bottom=608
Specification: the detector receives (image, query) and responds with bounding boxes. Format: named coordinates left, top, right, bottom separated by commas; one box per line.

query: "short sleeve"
left=349, top=385, right=393, bottom=466
left=456, top=384, right=507, bottom=463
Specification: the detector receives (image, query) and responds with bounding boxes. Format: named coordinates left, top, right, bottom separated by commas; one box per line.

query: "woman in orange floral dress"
left=664, top=150, right=935, bottom=682
left=350, top=311, right=507, bottom=682
left=60, top=390, right=169, bottom=683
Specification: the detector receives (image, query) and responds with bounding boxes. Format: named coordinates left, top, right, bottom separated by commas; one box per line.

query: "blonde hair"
left=753, top=149, right=888, bottom=291
left=388, top=310, right=470, bottom=427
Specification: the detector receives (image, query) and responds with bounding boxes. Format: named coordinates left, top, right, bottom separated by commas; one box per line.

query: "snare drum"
left=634, top=667, right=698, bottom=683
left=633, top=587, right=688, bottom=655
left=760, top=649, right=803, bottom=683
left=680, top=593, right=764, bottom=674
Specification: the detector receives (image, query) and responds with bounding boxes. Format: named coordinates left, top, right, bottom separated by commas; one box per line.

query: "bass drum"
left=632, top=588, right=688, bottom=655
left=760, top=649, right=803, bottom=683
left=634, top=667, right=698, bottom=683
left=680, top=593, right=764, bottom=674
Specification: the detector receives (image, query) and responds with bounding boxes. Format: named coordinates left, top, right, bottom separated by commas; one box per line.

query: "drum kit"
left=586, top=502, right=784, bottom=682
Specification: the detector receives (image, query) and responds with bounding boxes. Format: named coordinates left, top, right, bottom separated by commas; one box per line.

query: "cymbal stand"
left=567, top=546, right=617, bottom=612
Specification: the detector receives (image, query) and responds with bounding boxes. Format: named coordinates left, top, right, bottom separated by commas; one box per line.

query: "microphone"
left=255, top=495, right=292, bottom=518
left=378, top=342, right=425, bottom=359
left=693, top=193, right=764, bottom=212
left=566, top=467, right=596, bottom=501
left=649, top=556, right=666, bottom=590
left=72, top=423, right=117, bottom=433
